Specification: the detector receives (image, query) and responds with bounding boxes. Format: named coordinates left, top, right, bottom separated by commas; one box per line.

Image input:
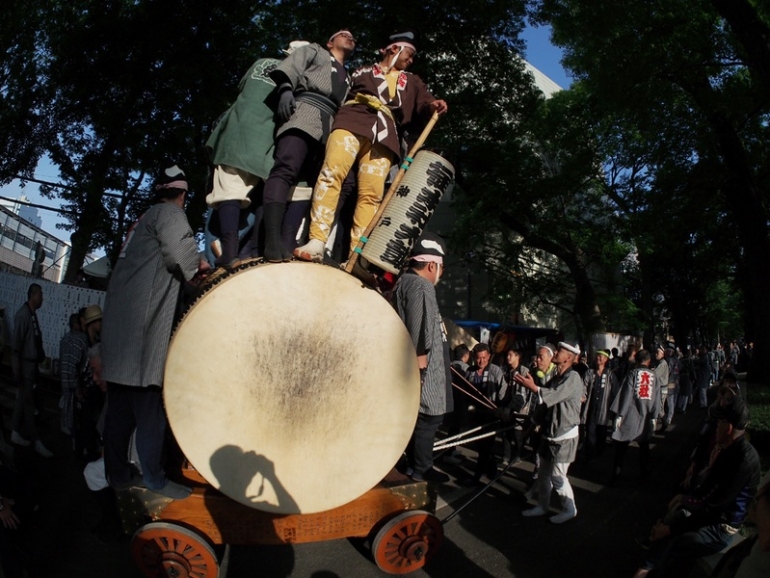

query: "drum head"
left=164, top=262, right=420, bottom=514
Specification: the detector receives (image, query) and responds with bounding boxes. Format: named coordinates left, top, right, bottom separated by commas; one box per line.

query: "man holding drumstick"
left=392, top=233, right=453, bottom=483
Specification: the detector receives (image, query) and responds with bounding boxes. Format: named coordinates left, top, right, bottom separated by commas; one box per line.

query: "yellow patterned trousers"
left=309, top=129, right=393, bottom=256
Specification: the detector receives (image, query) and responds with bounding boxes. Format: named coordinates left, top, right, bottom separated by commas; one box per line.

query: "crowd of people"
left=413, top=338, right=767, bottom=577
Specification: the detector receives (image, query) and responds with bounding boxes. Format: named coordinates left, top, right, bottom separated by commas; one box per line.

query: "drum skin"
left=164, top=262, right=421, bottom=515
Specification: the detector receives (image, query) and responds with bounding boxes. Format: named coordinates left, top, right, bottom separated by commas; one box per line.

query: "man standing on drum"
left=294, top=30, right=448, bottom=263
left=392, top=233, right=453, bottom=483
left=101, top=165, right=210, bottom=500
left=258, top=30, right=357, bottom=263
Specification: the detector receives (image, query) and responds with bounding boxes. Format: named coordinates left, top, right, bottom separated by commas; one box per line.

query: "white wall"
left=0, top=271, right=105, bottom=368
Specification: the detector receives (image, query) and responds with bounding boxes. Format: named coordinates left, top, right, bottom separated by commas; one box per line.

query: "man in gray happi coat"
left=101, top=165, right=210, bottom=499
left=610, top=349, right=660, bottom=482
left=516, top=341, right=583, bottom=523
left=259, top=30, right=356, bottom=262
left=392, top=233, right=453, bottom=484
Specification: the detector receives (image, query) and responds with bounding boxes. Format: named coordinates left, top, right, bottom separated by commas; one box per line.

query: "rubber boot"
left=214, top=200, right=241, bottom=268
left=262, top=202, right=291, bottom=263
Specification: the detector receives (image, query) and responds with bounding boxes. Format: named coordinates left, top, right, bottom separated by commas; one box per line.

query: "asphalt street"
left=0, top=373, right=719, bottom=578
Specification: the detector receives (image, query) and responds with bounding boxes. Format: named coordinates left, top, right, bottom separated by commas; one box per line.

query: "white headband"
left=155, top=180, right=188, bottom=191
left=558, top=341, right=581, bottom=355
left=412, top=254, right=443, bottom=264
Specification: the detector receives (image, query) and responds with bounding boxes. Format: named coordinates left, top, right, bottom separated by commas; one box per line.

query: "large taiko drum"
left=163, top=261, right=421, bottom=515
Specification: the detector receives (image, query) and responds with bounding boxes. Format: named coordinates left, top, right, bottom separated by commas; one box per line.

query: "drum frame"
left=119, top=465, right=440, bottom=576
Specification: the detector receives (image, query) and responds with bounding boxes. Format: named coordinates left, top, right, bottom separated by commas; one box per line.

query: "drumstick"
left=451, top=365, right=498, bottom=410
left=451, top=381, right=497, bottom=411
left=344, top=111, right=441, bottom=274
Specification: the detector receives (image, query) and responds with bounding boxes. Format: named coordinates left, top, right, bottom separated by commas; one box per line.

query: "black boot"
left=215, top=231, right=239, bottom=268
left=263, top=202, right=291, bottom=262
left=214, top=200, right=241, bottom=268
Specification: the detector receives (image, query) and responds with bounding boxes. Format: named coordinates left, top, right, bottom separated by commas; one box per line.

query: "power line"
left=10, top=174, right=142, bottom=199
left=0, top=195, right=77, bottom=216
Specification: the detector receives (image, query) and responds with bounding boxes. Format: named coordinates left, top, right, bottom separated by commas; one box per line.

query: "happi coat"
left=206, top=57, right=281, bottom=180
left=271, top=43, right=349, bottom=143
left=610, top=366, right=660, bottom=443
left=331, top=63, right=437, bottom=161
left=537, top=368, right=583, bottom=463
left=392, top=270, right=453, bottom=416
left=101, top=202, right=200, bottom=388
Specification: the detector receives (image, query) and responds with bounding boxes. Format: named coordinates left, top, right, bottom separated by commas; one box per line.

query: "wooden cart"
left=119, top=466, right=444, bottom=577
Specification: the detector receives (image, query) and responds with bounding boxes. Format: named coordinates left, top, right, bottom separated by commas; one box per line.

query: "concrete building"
left=0, top=194, right=44, bottom=229
left=0, top=203, right=70, bottom=283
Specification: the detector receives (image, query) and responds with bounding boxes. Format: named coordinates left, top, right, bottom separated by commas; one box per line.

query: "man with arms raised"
left=515, top=342, right=583, bottom=523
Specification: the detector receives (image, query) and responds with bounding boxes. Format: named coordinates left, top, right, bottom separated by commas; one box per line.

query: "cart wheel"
left=132, top=521, right=219, bottom=578
left=371, top=510, right=443, bottom=575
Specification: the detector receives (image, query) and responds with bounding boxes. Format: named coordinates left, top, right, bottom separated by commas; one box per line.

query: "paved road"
left=1, top=375, right=714, bottom=578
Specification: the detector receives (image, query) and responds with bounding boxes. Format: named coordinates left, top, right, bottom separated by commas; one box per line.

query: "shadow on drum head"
left=210, top=445, right=298, bottom=513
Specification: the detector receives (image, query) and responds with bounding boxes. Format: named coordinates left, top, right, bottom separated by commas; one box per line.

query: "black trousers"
left=103, top=384, right=168, bottom=490
left=613, top=438, right=650, bottom=477
left=584, top=421, right=607, bottom=459
left=262, top=129, right=323, bottom=205
left=408, top=413, right=445, bottom=475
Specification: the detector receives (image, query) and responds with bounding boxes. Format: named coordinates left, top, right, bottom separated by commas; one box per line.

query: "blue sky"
left=520, top=23, right=573, bottom=90
left=2, top=25, right=573, bottom=242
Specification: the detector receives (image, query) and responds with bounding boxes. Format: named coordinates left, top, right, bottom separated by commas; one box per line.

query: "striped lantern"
left=361, top=150, right=455, bottom=274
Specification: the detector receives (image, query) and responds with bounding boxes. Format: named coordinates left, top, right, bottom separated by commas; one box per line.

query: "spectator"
left=610, top=347, right=621, bottom=373
left=498, top=347, right=532, bottom=465
left=615, top=344, right=638, bottom=383
left=580, top=349, right=618, bottom=462
left=442, top=344, right=471, bottom=465
left=459, top=343, right=506, bottom=486
left=723, top=473, right=770, bottom=577
left=696, top=345, right=712, bottom=409
left=572, top=351, right=590, bottom=379
left=77, top=305, right=105, bottom=462
left=632, top=396, right=760, bottom=577
left=660, top=343, right=680, bottom=431
left=684, top=382, right=740, bottom=492
left=653, top=344, right=669, bottom=425
left=678, top=347, right=696, bottom=414
left=58, top=312, right=88, bottom=443
left=10, top=283, right=53, bottom=458
left=0, top=458, right=31, bottom=578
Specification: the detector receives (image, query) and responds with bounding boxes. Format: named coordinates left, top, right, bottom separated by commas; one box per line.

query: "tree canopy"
left=2, top=0, right=769, bottom=380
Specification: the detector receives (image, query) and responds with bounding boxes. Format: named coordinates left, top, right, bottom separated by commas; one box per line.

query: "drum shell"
left=361, top=151, right=454, bottom=274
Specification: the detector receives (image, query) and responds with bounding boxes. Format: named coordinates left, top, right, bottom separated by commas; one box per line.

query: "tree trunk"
left=676, top=76, right=770, bottom=385
left=711, top=0, right=770, bottom=94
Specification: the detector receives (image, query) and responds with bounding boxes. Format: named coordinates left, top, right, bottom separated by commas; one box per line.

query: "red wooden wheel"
left=371, top=510, right=444, bottom=575
left=132, top=522, right=219, bottom=578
